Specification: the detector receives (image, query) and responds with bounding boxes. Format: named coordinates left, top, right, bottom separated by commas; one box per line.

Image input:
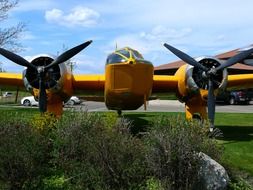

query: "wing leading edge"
left=152, top=75, right=179, bottom=93
left=72, top=74, right=105, bottom=92
left=227, top=74, right=253, bottom=90
left=0, top=72, right=24, bottom=89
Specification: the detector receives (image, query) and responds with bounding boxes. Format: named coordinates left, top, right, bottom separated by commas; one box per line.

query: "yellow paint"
left=0, top=73, right=23, bottom=88
left=185, top=95, right=207, bottom=120
left=228, top=74, right=253, bottom=90
left=105, top=63, right=153, bottom=110
left=46, top=94, right=63, bottom=116
left=152, top=75, right=178, bottom=92
left=144, top=94, right=147, bottom=111
left=72, top=74, right=105, bottom=91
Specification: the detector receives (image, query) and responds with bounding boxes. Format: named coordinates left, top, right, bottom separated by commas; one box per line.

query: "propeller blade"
left=38, top=77, right=47, bottom=113
left=0, top=48, right=37, bottom=70
left=216, top=47, right=253, bottom=71
left=45, top=40, right=92, bottom=70
left=243, top=58, right=253, bottom=66
left=164, top=43, right=208, bottom=71
left=207, top=79, right=215, bottom=130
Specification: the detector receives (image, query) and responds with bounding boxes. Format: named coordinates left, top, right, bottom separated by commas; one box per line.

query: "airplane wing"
left=227, top=73, right=253, bottom=90
left=72, top=74, right=105, bottom=92
left=0, top=72, right=24, bottom=90
left=152, top=75, right=178, bottom=93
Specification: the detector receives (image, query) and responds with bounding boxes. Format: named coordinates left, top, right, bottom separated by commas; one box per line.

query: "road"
left=1, top=100, right=253, bottom=113
left=71, top=100, right=253, bottom=113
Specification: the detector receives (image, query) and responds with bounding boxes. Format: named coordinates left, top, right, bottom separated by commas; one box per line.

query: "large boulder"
left=195, top=152, right=230, bottom=190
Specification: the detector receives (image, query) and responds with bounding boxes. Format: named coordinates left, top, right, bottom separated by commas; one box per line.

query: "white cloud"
left=107, top=26, right=193, bottom=57
left=140, top=26, right=192, bottom=41
left=45, top=6, right=100, bottom=27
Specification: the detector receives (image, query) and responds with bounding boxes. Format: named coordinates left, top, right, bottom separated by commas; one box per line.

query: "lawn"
left=214, top=113, right=253, bottom=176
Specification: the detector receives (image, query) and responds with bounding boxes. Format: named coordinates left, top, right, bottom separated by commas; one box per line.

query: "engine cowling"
left=176, top=57, right=228, bottom=102
left=22, top=55, right=73, bottom=102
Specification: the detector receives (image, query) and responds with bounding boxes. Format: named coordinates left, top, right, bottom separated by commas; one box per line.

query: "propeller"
left=163, top=43, right=208, bottom=72
left=243, top=58, right=253, bottom=66
left=207, top=78, right=215, bottom=131
left=164, top=43, right=253, bottom=131
left=216, top=47, right=253, bottom=71
left=0, top=48, right=37, bottom=70
left=0, top=40, right=92, bottom=113
left=45, top=40, right=92, bottom=70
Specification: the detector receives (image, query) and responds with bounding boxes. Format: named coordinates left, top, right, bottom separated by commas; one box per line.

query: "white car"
left=21, top=96, right=81, bottom=106
left=21, top=96, right=39, bottom=106
left=65, top=96, right=82, bottom=105
left=2, top=92, right=13, bottom=98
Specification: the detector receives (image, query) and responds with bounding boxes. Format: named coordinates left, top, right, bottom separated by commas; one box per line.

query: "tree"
left=0, top=61, right=5, bottom=72
left=0, top=0, right=24, bottom=99
left=0, top=0, right=25, bottom=51
left=58, top=44, right=77, bottom=72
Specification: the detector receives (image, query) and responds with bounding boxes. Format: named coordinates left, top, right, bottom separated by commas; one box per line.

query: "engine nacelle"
left=22, top=54, right=73, bottom=102
left=176, top=57, right=228, bottom=102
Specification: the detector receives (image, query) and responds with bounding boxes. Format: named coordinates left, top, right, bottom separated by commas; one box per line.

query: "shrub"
left=145, top=115, right=223, bottom=190
left=53, top=111, right=149, bottom=189
left=30, top=113, right=58, bottom=134
left=0, top=120, right=49, bottom=189
left=0, top=110, right=224, bottom=189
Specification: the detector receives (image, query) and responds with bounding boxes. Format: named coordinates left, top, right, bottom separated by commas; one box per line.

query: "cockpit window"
left=132, top=50, right=144, bottom=60
left=106, top=53, right=127, bottom=65
left=117, top=49, right=130, bottom=58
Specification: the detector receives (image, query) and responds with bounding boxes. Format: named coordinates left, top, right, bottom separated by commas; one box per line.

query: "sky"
left=1, top=0, right=253, bottom=74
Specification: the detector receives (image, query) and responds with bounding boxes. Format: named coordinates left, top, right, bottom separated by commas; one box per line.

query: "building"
left=154, top=45, right=253, bottom=75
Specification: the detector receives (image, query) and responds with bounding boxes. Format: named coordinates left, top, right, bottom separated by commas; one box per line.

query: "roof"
left=155, top=45, right=253, bottom=73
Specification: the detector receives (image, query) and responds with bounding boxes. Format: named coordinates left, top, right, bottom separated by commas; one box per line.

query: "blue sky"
left=1, top=0, right=253, bottom=73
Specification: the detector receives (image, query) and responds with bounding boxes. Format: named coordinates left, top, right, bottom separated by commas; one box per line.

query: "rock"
left=195, top=152, right=230, bottom=190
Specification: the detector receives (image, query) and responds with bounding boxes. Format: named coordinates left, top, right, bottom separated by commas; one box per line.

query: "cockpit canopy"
left=106, top=47, right=152, bottom=65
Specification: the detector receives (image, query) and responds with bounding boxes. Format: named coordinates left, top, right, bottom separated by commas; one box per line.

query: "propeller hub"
left=25, top=56, right=60, bottom=89
left=201, top=71, right=208, bottom=79
left=192, top=58, right=223, bottom=90
left=37, top=66, right=45, bottom=73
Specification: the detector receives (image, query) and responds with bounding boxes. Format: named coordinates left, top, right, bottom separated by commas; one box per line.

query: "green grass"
left=0, top=108, right=252, bottom=177
left=151, top=92, right=178, bottom=100
left=213, top=113, right=253, bottom=176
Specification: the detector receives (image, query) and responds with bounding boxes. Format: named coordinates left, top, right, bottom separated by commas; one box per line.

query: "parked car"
left=21, top=96, right=81, bottom=106
left=216, top=90, right=251, bottom=105
left=2, top=92, right=13, bottom=98
left=21, top=96, right=39, bottom=106
left=64, top=96, right=82, bottom=105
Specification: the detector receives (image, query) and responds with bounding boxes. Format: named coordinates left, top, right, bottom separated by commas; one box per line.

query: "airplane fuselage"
left=105, top=62, right=153, bottom=111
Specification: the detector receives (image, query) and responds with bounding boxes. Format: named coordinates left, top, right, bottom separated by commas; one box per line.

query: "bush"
left=53, top=111, right=149, bottom=189
left=145, top=115, right=222, bottom=190
left=0, top=110, right=224, bottom=189
left=0, top=120, right=49, bottom=189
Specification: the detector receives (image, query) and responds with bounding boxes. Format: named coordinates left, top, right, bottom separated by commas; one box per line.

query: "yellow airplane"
left=0, top=40, right=253, bottom=132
